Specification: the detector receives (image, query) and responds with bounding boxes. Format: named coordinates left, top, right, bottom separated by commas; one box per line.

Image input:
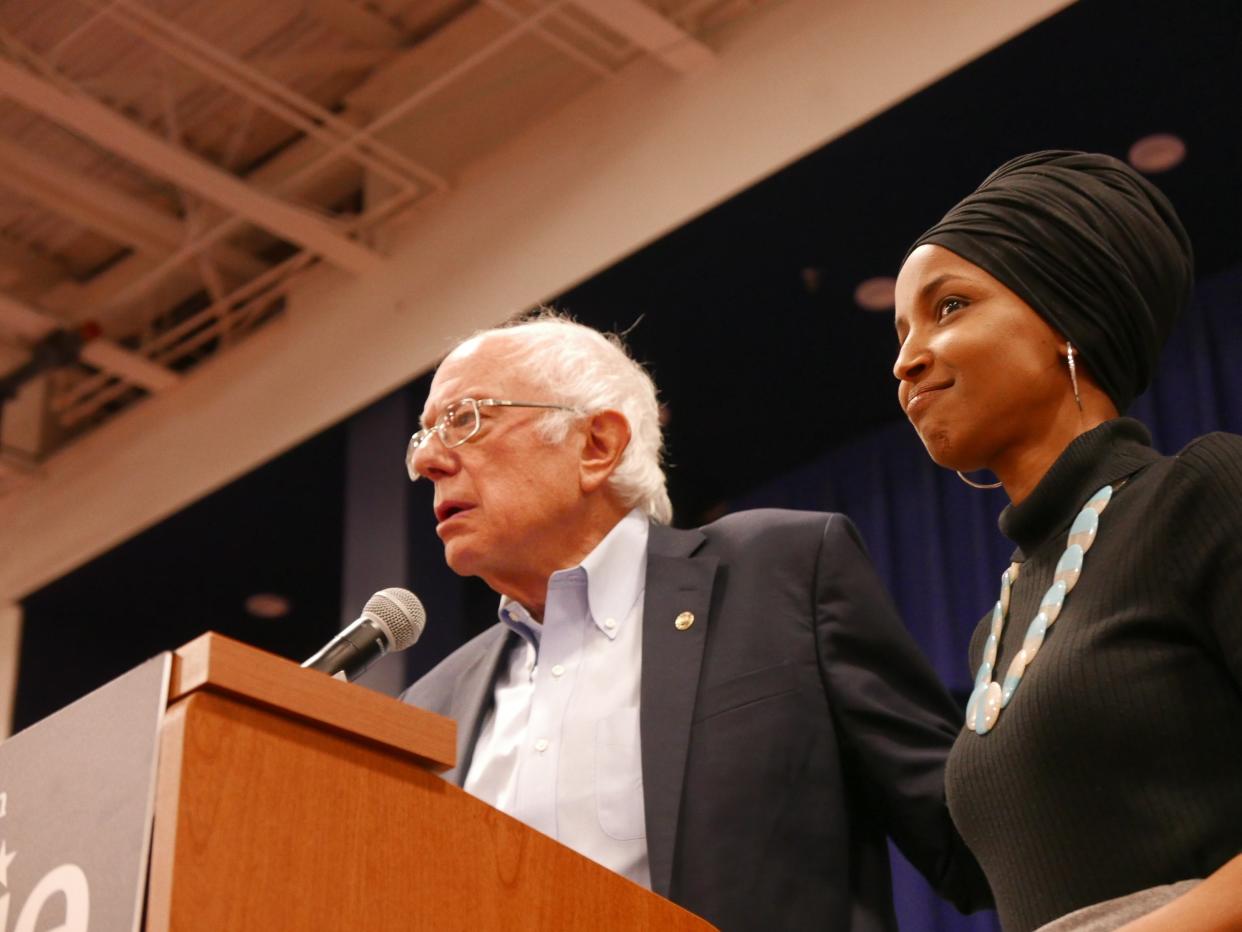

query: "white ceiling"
left=0, top=0, right=1071, bottom=602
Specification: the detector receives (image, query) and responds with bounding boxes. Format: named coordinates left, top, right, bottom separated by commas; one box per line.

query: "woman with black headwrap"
left=892, top=151, right=1242, bottom=932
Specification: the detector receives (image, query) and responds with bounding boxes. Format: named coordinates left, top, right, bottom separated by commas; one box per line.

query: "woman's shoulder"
left=1172, top=431, right=1242, bottom=485
left=1143, top=432, right=1242, bottom=517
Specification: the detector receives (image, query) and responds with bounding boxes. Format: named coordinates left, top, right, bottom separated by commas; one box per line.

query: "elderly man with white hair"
left=401, top=313, right=990, bottom=931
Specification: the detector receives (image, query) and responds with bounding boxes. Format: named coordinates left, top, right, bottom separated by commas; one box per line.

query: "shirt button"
left=551, top=664, right=565, bottom=677
left=534, top=738, right=549, bottom=752
left=604, top=618, right=617, bottom=630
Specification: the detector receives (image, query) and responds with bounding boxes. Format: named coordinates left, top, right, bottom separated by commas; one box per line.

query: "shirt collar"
left=498, top=598, right=541, bottom=651
left=579, top=508, right=649, bottom=639
left=496, top=508, right=649, bottom=641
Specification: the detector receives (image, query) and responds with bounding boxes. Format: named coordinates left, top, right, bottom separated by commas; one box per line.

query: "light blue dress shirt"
left=463, top=509, right=650, bottom=887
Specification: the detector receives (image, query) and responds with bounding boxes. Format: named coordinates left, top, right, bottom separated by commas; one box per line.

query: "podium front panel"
left=147, top=687, right=712, bottom=931
left=0, top=654, right=170, bottom=932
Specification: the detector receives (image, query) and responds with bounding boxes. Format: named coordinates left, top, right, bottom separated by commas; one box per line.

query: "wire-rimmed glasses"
left=405, top=397, right=578, bottom=480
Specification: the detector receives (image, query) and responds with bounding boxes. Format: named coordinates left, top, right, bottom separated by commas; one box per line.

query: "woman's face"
left=893, top=244, right=1069, bottom=473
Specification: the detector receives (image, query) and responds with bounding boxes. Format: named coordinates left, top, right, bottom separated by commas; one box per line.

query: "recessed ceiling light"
left=1128, top=134, right=1186, bottom=174
left=854, top=276, right=897, bottom=312
left=245, top=593, right=291, bottom=619
left=801, top=267, right=823, bottom=295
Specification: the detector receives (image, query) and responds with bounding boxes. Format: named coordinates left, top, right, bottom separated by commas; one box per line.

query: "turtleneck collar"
left=999, top=418, right=1161, bottom=558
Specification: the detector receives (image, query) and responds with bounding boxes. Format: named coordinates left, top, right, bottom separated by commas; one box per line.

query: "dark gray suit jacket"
left=401, top=509, right=990, bottom=931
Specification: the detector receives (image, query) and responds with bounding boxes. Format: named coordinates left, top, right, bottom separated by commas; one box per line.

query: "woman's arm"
left=1118, top=853, right=1242, bottom=932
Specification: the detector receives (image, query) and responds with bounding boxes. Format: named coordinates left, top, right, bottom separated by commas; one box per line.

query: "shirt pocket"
left=594, top=706, right=646, bottom=841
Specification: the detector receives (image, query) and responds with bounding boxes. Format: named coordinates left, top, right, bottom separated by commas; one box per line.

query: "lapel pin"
left=674, top=611, right=695, bottom=631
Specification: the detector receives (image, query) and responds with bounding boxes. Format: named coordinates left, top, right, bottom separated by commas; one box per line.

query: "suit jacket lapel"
left=641, top=524, right=717, bottom=898
left=445, top=625, right=511, bottom=787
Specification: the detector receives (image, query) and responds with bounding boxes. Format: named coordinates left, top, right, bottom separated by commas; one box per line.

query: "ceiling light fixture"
left=245, top=593, right=292, bottom=619
left=801, top=267, right=823, bottom=295
left=1128, top=133, right=1186, bottom=174
left=854, top=276, right=897, bottom=312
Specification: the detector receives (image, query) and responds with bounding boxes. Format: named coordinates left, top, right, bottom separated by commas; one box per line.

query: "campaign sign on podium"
left=0, top=654, right=170, bottom=932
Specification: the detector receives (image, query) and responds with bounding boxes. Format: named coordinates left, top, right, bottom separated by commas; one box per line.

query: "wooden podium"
left=147, top=634, right=712, bottom=931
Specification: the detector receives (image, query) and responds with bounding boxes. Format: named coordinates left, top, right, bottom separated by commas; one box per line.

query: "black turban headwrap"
left=905, top=150, right=1194, bottom=412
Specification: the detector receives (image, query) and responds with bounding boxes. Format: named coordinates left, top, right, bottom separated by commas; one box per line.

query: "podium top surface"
left=169, top=633, right=455, bottom=771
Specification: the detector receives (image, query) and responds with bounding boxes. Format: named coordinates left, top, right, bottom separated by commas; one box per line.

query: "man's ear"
left=579, top=410, right=631, bottom=494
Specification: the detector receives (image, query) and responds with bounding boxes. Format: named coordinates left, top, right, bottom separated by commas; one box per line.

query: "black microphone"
left=302, top=588, right=426, bottom=682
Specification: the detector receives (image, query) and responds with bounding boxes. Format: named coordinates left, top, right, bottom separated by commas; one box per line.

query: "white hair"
left=458, top=311, right=672, bottom=525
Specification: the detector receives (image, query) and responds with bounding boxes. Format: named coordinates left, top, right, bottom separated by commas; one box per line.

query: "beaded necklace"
left=965, top=483, right=1114, bottom=735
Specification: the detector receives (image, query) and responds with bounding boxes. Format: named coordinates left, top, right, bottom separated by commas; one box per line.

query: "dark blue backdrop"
left=729, top=264, right=1242, bottom=929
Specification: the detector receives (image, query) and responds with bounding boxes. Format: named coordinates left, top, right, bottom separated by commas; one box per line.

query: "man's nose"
left=410, top=434, right=457, bottom=481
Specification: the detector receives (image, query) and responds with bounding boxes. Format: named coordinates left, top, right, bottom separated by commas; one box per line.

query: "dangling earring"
left=956, top=470, right=1002, bottom=490
left=1066, top=341, right=1084, bottom=411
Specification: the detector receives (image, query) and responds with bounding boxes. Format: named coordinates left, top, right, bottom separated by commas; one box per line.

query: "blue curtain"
left=728, top=264, right=1242, bottom=931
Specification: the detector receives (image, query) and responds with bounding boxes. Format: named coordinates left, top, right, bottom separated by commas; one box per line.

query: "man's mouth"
left=435, top=501, right=474, bottom=524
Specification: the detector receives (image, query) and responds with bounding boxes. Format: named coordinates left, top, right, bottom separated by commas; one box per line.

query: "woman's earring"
left=1066, top=341, right=1084, bottom=411
left=956, top=470, right=1003, bottom=490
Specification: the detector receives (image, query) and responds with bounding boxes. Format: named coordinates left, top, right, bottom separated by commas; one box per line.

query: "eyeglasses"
left=406, top=397, right=579, bottom=480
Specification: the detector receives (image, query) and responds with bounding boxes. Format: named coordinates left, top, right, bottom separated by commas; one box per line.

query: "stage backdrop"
left=728, top=263, right=1242, bottom=930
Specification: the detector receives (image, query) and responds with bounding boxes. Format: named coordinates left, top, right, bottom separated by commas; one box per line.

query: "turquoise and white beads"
left=965, top=484, right=1114, bottom=735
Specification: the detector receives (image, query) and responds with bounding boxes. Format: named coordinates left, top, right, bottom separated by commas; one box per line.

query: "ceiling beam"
left=78, top=339, right=180, bottom=393
left=0, top=292, right=180, bottom=392
left=0, top=59, right=386, bottom=277
left=572, top=0, right=714, bottom=73
left=0, top=138, right=267, bottom=280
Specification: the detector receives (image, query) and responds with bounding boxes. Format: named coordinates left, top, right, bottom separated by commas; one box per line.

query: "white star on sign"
left=0, top=838, right=15, bottom=889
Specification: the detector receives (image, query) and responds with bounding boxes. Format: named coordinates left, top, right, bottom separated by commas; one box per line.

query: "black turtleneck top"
left=945, top=419, right=1242, bottom=932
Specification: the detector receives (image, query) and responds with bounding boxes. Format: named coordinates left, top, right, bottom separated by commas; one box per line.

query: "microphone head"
left=361, top=588, right=426, bottom=651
